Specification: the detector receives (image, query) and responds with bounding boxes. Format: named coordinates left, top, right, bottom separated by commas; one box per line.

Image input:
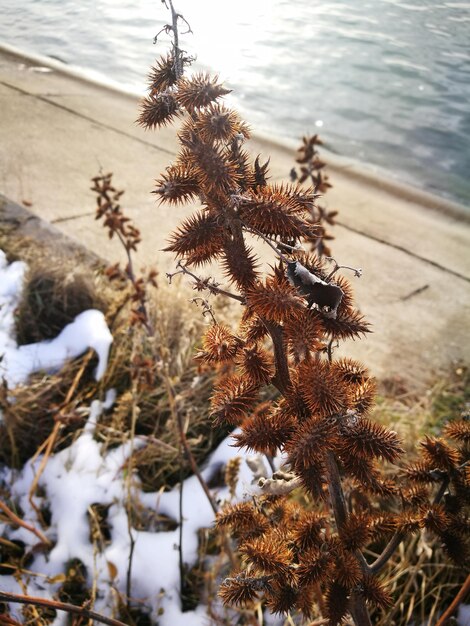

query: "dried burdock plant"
left=141, top=3, right=469, bottom=624
left=290, top=134, right=338, bottom=257
left=92, top=172, right=157, bottom=334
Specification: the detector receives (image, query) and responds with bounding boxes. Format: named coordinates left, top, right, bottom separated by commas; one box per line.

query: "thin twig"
left=115, top=230, right=154, bottom=337
left=125, top=384, right=139, bottom=608
left=164, top=369, right=218, bottom=516
left=241, top=223, right=291, bottom=264
left=167, top=261, right=244, bottom=303
left=28, top=351, right=95, bottom=521
left=156, top=0, right=192, bottom=78
left=159, top=350, right=236, bottom=569
left=370, top=531, right=406, bottom=574
left=178, top=459, right=185, bottom=607
left=0, top=502, right=51, bottom=547
left=435, top=573, right=470, bottom=625
left=28, top=421, right=61, bottom=521
left=324, top=257, right=362, bottom=280
left=190, top=297, right=217, bottom=324
left=0, top=591, right=128, bottom=626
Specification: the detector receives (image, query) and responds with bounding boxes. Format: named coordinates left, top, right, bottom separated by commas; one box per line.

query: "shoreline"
left=1, top=41, right=468, bottom=222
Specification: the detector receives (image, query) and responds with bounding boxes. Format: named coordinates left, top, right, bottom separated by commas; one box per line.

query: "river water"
left=1, top=0, right=469, bottom=205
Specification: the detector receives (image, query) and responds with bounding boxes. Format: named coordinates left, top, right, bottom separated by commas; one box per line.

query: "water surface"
left=1, top=0, right=469, bottom=204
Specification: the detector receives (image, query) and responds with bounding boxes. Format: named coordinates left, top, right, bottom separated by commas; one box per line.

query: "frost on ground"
left=0, top=250, right=259, bottom=625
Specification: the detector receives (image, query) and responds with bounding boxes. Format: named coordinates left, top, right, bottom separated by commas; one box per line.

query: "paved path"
left=0, top=45, right=468, bottom=390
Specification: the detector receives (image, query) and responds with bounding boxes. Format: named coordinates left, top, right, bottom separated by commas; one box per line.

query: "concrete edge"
left=0, top=193, right=104, bottom=267
left=0, top=41, right=141, bottom=102
left=1, top=41, right=469, bottom=224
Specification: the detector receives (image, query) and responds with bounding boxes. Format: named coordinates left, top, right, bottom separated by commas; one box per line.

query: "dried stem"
left=163, top=365, right=218, bottom=516
left=263, top=320, right=291, bottom=395
left=178, top=461, right=186, bottom=606
left=325, top=257, right=362, bottom=281
left=167, top=261, right=244, bottom=303
left=370, top=530, right=406, bottom=575
left=157, top=0, right=192, bottom=79
left=125, top=383, right=139, bottom=607
left=115, top=229, right=154, bottom=337
left=28, top=350, right=94, bottom=522
left=435, top=573, right=470, bottom=626
left=0, top=502, right=51, bottom=547
left=241, top=222, right=291, bottom=264
left=28, top=421, right=61, bottom=521
left=0, top=591, right=128, bottom=626
left=324, top=452, right=372, bottom=626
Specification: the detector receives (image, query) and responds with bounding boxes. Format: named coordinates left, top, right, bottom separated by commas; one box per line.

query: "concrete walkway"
left=0, top=45, right=468, bottom=389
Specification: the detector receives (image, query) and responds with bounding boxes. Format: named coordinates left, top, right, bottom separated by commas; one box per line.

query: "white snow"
left=0, top=250, right=27, bottom=369
left=1, top=309, right=112, bottom=388
left=459, top=605, right=470, bottom=626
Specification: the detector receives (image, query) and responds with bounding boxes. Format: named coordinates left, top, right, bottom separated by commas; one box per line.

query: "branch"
left=263, top=320, right=291, bottom=396
left=0, top=502, right=51, bottom=547
left=324, top=452, right=372, bottom=626
left=369, top=531, right=406, bottom=574
left=125, top=386, right=139, bottom=608
left=435, top=573, right=470, bottom=626
left=159, top=347, right=218, bottom=516
left=28, top=350, right=95, bottom=522
left=324, top=256, right=362, bottom=280
left=166, top=261, right=244, bottom=303
left=189, top=297, right=217, bottom=324
left=157, top=0, right=192, bottom=79
left=325, top=451, right=348, bottom=530
left=241, top=222, right=291, bottom=264
left=0, top=591, right=127, bottom=626
left=160, top=359, right=237, bottom=569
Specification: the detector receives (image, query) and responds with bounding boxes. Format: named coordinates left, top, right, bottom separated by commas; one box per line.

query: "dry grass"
left=366, top=367, right=469, bottom=626
left=15, top=267, right=106, bottom=345
left=370, top=535, right=466, bottom=626
left=374, top=365, right=468, bottom=441
left=1, top=263, right=229, bottom=491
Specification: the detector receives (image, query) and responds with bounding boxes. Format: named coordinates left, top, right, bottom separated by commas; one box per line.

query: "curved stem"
left=167, top=262, right=244, bottom=303
left=0, top=591, right=127, bottom=626
left=370, top=531, right=405, bottom=574
left=435, top=574, right=470, bottom=626
left=0, top=502, right=50, bottom=547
